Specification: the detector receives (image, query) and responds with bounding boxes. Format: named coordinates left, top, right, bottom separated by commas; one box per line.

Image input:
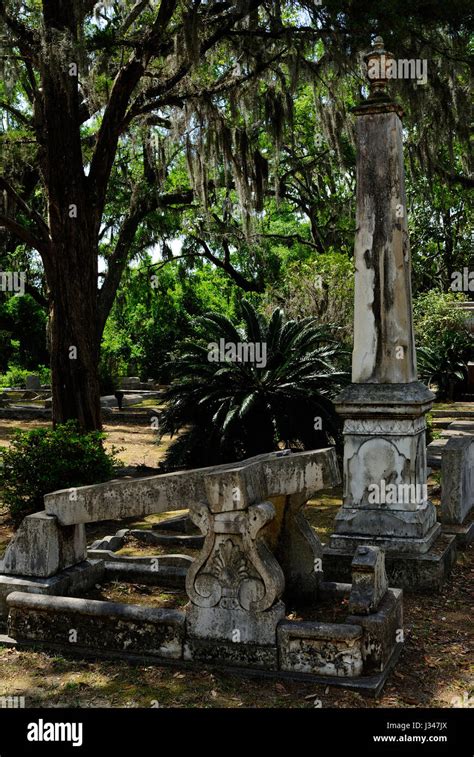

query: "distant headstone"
left=100, top=394, right=143, bottom=408
left=120, top=376, right=140, bottom=390
left=25, top=374, right=41, bottom=392
left=348, top=546, right=388, bottom=615
left=441, top=436, right=474, bottom=525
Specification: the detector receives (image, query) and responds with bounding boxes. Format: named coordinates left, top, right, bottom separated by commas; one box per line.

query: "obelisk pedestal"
left=323, top=38, right=456, bottom=591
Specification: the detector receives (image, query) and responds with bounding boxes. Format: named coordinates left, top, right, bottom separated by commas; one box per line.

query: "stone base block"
left=186, top=600, right=285, bottom=645
left=0, top=512, right=86, bottom=577
left=184, top=637, right=278, bottom=670
left=441, top=521, right=474, bottom=548
left=277, top=621, right=363, bottom=677
left=323, top=533, right=456, bottom=592
left=346, top=588, right=403, bottom=673
left=329, top=503, right=441, bottom=554
left=0, top=560, right=104, bottom=621
left=7, top=592, right=185, bottom=659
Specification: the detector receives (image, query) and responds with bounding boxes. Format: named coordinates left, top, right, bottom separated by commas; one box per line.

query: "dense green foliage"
left=0, top=1, right=471, bottom=435
left=414, top=291, right=473, bottom=398
left=0, top=295, right=48, bottom=373
left=0, top=364, right=50, bottom=389
left=100, top=260, right=238, bottom=387
left=158, top=301, right=348, bottom=469
left=0, top=422, right=120, bottom=523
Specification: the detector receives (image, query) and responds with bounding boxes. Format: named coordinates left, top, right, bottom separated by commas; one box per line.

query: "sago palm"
left=158, top=300, right=349, bottom=469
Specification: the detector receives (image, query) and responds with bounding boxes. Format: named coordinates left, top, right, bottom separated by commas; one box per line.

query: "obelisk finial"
left=363, top=35, right=395, bottom=100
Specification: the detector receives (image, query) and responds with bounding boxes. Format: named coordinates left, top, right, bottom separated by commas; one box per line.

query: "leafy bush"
left=2, top=294, right=49, bottom=369
left=414, top=291, right=473, bottom=399
left=158, top=300, right=348, bottom=470
left=0, top=421, right=121, bottom=524
left=0, top=364, right=51, bottom=389
left=263, top=252, right=354, bottom=343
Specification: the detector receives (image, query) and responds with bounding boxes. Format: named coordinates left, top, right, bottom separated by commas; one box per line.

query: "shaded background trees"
left=0, top=0, right=472, bottom=423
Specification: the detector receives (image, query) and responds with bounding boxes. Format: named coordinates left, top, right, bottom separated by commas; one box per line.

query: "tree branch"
left=0, top=214, right=50, bottom=257
left=97, top=184, right=197, bottom=332
left=0, top=176, right=50, bottom=243
left=125, top=49, right=284, bottom=125
left=0, top=1, right=37, bottom=55
left=194, top=237, right=264, bottom=292
left=124, top=0, right=265, bottom=124
left=87, top=0, right=179, bottom=231
left=0, top=100, right=33, bottom=127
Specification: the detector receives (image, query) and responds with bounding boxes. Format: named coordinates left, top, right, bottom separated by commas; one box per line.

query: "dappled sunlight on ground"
left=0, top=416, right=472, bottom=708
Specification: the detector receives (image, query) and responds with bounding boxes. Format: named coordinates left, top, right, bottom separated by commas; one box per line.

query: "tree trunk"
left=49, top=235, right=102, bottom=431
left=39, top=1, right=103, bottom=430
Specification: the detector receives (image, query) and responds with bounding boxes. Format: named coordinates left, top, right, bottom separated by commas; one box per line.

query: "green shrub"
left=158, top=300, right=348, bottom=470
left=0, top=421, right=121, bottom=524
left=0, top=364, right=51, bottom=388
left=263, top=252, right=354, bottom=343
left=414, top=291, right=473, bottom=399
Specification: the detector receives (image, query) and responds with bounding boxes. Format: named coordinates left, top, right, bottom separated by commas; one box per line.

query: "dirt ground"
left=0, top=418, right=171, bottom=468
left=0, top=418, right=472, bottom=709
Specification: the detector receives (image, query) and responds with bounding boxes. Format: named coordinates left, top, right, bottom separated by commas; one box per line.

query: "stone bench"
left=0, top=448, right=340, bottom=609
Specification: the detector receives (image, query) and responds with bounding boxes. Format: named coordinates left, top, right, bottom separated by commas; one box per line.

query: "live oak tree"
left=0, top=0, right=471, bottom=429
left=1, top=0, right=295, bottom=429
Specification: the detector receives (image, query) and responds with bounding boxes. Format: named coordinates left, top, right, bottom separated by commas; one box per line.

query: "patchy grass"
left=79, top=582, right=189, bottom=609
left=433, top=402, right=474, bottom=413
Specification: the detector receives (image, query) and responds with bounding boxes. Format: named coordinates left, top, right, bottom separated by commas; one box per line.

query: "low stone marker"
left=0, top=513, right=86, bottom=578
left=348, top=546, right=388, bottom=615
left=440, top=436, right=474, bottom=545
left=7, top=593, right=185, bottom=660
left=25, top=374, right=41, bottom=392
left=120, top=376, right=141, bottom=390
left=100, top=394, right=143, bottom=408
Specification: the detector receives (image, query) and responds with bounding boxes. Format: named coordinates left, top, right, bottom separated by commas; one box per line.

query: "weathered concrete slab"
left=100, top=394, right=143, bottom=408
left=129, top=529, right=203, bottom=549
left=0, top=560, right=103, bottom=620
left=324, top=532, right=456, bottom=592
left=104, top=561, right=189, bottom=588
left=440, top=421, right=474, bottom=437
left=441, top=520, right=474, bottom=548
left=44, top=448, right=340, bottom=525
left=427, top=438, right=448, bottom=469
left=186, top=600, right=285, bottom=645
left=183, top=637, right=279, bottom=670
left=7, top=592, right=185, bottom=660
left=440, top=436, right=474, bottom=525
left=278, top=620, right=363, bottom=677
left=0, top=512, right=86, bottom=577
left=90, top=529, right=129, bottom=552
left=346, top=588, right=403, bottom=673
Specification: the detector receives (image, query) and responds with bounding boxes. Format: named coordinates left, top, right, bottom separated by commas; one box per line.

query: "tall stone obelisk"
left=324, top=38, right=456, bottom=590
